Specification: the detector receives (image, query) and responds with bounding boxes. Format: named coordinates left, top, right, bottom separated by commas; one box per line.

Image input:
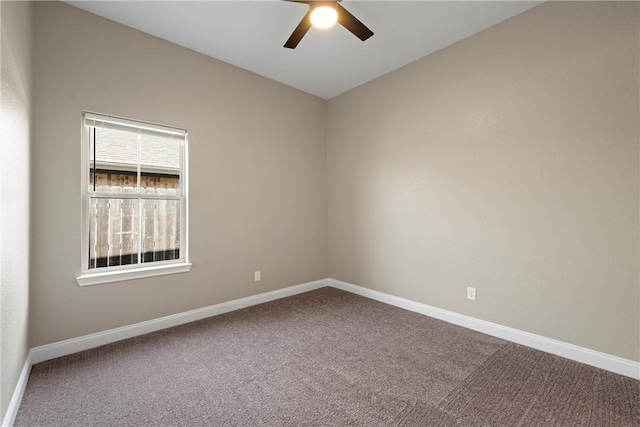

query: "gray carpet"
left=15, top=287, right=640, bottom=426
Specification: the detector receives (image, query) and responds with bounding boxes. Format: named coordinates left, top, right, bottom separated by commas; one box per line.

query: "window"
left=77, top=112, right=190, bottom=286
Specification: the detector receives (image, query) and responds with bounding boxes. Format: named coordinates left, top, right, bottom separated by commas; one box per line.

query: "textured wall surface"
left=23, top=0, right=640, bottom=366
left=0, top=0, right=33, bottom=420
left=30, top=2, right=327, bottom=346
left=327, top=1, right=639, bottom=361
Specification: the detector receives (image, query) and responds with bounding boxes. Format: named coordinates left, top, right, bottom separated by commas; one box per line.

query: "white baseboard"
left=31, top=278, right=328, bottom=365
left=328, top=278, right=640, bottom=380
left=2, top=350, right=32, bottom=427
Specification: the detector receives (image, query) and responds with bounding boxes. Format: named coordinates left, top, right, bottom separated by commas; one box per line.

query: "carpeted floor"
left=15, top=287, right=640, bottom=426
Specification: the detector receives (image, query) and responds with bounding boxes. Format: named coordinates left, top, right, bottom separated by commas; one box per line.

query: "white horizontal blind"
left=84, top=112, right=186, bottom=140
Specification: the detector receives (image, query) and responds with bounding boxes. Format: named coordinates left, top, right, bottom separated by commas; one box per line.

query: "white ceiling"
left=66, top=1, right=541, bottom=99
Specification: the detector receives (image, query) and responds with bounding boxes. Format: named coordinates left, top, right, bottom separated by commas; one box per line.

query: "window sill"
left=76, top=262, right=192, bottom=286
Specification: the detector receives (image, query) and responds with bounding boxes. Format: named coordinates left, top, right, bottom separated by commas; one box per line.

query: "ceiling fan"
left=283, top=0, right=374, bottom=49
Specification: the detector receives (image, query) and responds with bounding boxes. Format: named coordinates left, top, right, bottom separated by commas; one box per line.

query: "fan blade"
left=336, top=3, right=373, bottom=41
left=284, top=10, right=312, bottom=49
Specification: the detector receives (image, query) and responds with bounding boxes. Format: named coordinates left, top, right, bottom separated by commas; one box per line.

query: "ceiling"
left=66, top=1, right=541, bottom=99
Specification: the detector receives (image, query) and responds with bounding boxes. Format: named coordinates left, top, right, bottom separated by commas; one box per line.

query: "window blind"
left=84, top=112, right=186, bottom=140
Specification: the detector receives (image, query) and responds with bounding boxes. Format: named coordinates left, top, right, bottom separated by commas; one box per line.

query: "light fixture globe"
left=310, top=5, right=338, bottom=29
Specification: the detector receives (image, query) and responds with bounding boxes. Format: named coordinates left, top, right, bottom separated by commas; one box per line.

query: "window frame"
left=77, top=112, right=191, bottom=286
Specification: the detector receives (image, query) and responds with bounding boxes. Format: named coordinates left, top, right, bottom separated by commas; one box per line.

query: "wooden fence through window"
left=88, top=185, right=180, bottom=269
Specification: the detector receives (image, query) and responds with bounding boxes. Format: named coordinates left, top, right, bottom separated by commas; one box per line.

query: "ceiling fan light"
left=310, top=5, right=338, bottom=29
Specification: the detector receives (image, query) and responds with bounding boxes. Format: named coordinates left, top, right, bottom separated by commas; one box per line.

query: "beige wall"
left=25, top=1, right=640, bottom=365
left=327, top=1, right=639, bottom=361
left=1, top=0, right=33, bottom=420
left=30, top=2, right=327, bottom=346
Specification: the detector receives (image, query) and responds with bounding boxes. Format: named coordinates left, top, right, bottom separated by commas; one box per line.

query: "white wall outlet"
left=254, top=271, right=261, bottom=282
left=467, top=287, right=477, bottom=301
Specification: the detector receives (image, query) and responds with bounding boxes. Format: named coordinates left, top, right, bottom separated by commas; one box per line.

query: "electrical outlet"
left=467, top=287, right=476, bottom=301
left=254, top=271, right=261, bottom=282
